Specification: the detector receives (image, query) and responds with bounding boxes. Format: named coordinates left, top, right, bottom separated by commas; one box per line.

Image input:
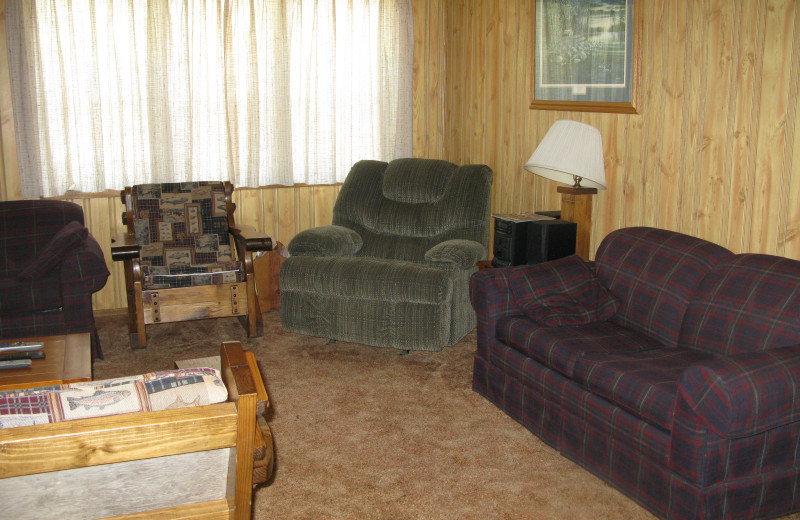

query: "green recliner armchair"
left=279, top=158, right=493, bottom=351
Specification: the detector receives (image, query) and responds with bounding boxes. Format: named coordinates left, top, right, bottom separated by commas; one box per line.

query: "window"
left=7, top=0, right=413, bottom=198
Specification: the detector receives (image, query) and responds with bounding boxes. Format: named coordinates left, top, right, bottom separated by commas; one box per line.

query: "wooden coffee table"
left=0, top=333, right=92, bottom=391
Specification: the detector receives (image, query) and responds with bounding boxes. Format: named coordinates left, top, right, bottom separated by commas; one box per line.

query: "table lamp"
left=524, top=120, right=606, bottom=260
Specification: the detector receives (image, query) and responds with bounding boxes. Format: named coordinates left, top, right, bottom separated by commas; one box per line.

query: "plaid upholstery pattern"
left=679, top=254, right=800, bottom=355
left=0, top=273, right=62, bottom=314
left=594, top=227, right=732, bottom=349
left=17, top=221, right=88, bottom=280
left=0, top=201, right=109, bottom=356
left=671, top=395, right=800, bottom=490
left=572, top=348, right=716, bottom=431
left=131, top=182, right=244, bottom=289
left=470, top=226, right=800, bottom=520
left=469, top=267, right=525, bottom=360
left=677, top=345, right=800, bottom=437
left=497, top=316, right=663, bottom=378
left=0, top=200, right=85, bottom=277
left=507, top=255, right=619, bottom=326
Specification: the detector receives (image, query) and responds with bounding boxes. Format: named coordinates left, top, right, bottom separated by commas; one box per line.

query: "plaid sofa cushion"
left=496, top=316, right=664, bottom=378
left=0, top=367, right=227, bottom=429
left=572, top=348, right=717, bottom=431
left=508, top=255, right=619, bottom=327
left=131, top=182, right=241, bottom=289
left=679, top=254, right=800, bottom=356
left=0, top=273, right=62, bottom=314
left=594, top=227, right=733, bottom=349
left=17, top=221, right=88, bottom=280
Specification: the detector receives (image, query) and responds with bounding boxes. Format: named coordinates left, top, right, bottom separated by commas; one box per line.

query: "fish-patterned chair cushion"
left=131, top=182, right=245, bottom=290
left=0, top=367, right=227, bottom=429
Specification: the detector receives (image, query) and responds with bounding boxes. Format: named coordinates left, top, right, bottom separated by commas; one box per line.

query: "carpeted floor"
left=92, top=311, right=788, bottom=520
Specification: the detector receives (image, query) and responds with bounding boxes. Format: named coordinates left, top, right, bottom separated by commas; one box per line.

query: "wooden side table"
left=0, top=333, right=92, bottom=391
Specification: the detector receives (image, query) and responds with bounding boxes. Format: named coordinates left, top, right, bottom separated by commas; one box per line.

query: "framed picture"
left=531, top=0, right=641, bottom=114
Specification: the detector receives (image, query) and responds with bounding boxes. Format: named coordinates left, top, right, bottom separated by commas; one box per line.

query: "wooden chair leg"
left=123, top=260, right=138, bottom=337
left=244, top=273, right=262, bottom=338
left=132, top=280, right=147, bottom=349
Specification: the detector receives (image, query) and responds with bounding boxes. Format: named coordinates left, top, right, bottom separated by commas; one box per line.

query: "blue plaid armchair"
left=0, top=200, right=109, bottom=358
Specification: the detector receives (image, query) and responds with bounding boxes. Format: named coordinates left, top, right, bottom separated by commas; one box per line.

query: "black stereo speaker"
left=491, top=218, right=529, bottom=267
left=526, top=219, right=578, bottom=264
left=491, top=216, right=577, bottom=267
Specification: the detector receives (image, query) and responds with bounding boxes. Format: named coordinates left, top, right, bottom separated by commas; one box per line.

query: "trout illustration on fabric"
left=165, top=394, right=201, bottom=409
left=67, top=389, right=131, bottom=411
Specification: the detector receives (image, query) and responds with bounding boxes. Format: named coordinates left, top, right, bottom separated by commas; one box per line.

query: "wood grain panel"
left=0, top=404, right=238, bottom=478
left=414, top=0, right=800, bottom=261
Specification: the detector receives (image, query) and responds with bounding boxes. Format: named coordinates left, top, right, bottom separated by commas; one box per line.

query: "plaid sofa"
left=471, top=227, right=800, bottom=520
left=0, top=200, right=110, bottom=357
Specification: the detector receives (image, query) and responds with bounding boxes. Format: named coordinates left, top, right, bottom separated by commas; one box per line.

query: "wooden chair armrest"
left=110, top=232, right=140, bottom=262
left=230, top=225, right=273, bottom=253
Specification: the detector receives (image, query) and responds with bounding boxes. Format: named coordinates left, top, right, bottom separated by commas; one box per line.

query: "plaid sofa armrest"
left=469, top=267, right=525, bottom=358
left=677, top=344, right=800, bottom=438
left=60, top=233, right=111, bottom=293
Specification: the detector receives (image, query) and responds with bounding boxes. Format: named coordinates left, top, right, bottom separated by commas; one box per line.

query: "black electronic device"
left=491, top=215, right=577, bottom=267
left=491, top=218, right=529, bottom=267
left=526, top=219, right=578, bottom=264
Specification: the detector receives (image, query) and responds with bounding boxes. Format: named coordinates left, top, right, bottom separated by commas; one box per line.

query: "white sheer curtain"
left=6, top=0, right=413, bottom=198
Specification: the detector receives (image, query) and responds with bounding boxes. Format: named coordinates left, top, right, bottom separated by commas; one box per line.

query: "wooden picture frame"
left=531, top=0, right=641, bottom=114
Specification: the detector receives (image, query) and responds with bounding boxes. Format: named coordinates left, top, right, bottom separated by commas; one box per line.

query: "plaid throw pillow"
left=509, top=255, right=620, bottom=327
left=17, top=221, right=88, bottom=280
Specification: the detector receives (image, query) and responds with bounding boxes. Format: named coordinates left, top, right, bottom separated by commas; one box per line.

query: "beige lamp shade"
left=524, top=120, right=606, bottom=190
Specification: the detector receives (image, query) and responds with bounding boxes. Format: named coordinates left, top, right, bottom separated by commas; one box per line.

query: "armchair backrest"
left=0, top=200, right=85, bottom=277
left=125, top=182, right=235, bottom=269
left=332, top=159, right=493, bottom=262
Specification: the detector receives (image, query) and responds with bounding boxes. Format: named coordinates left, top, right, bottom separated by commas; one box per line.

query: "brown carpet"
left=92, top=311, right=796, bottom=520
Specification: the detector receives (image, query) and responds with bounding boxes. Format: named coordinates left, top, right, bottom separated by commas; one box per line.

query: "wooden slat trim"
left=0, top=403, right=238, bottom=478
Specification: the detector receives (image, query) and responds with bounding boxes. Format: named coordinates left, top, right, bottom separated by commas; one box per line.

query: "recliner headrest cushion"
left=382, top=158, right=457, bottom=203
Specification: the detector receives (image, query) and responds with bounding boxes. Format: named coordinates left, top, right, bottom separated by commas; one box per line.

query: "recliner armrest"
left=287, top=225, right=362, bottom=257
left=677, top=344, right=800, bottom=438
left=425, top=239, right=486, bottom=269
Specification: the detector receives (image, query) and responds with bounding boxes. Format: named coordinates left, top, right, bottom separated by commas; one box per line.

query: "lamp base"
left=556, top=186, right=597, bottom=261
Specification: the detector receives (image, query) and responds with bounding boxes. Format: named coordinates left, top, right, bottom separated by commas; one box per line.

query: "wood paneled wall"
left=413, top=0, right=800, bottom=261
left=2, top=0, right=799, bottom=311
